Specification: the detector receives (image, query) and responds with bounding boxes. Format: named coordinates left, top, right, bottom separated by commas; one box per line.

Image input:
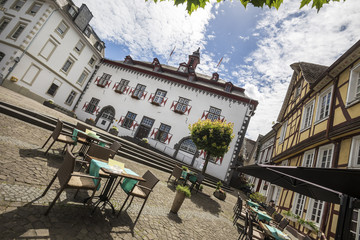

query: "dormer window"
left=124, top=55, right=134, bottom=64
left=94, top=41, right=103, bottom=52
left=211, top=73, right=219, bottom=81
left=295, top=83, right=302, bottom=99
left=84, top=27, right=91, bottom=37
left=68, top=6, right=77, bottom=17
left=178, top=64, right=188, bottom=73
left=224, top=82, right=233, bottom=92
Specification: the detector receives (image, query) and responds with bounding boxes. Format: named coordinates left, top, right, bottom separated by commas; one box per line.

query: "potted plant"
left=249, top=192, right=266, bottom=204
left=170, top=185, right=191, bottom=214
left=43, top=99, right=55, bottom=109
left=138, top=138, right=150, bottom=148
left=109, top=126, right=119, bottom=135
left=85, top=118, right=95, bottom=126
left=302, top=220, right=319, bottom=233
left=283, top=210, right=300, bottom=222
left=213, top=181, right=226, bottom=200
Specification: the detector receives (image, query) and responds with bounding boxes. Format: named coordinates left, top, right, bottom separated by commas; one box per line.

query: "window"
left=316, top=144, right=334, bottom=168
left=84, top=27, right=91, bottom=37
left=98, top=73, right=111, bottom=86
left=74, top=40, right=84, bottom=53
left=141, top=116, right=154, bottom=128
left=132, top=84, right=146, bottom=99
left=175, top=97, right=190, bottom=113
left=306, top=199, right=324, bottom=225
left=315, top=86, right=332, bottom=122
left=347, top=63, right=360, bottom=106
left=47, top=83, right=59, bottom=96
left=94, top=41, right=103, bottom=52
left=0, top=17, right=11, bottom=34
left=152, top=89, right=167, bottom=105
left=292, top=194, right=306, bottom=217
left=301, top=100, right=314, bottom=130
left=349, top=135, right=360, bottom=168
left=56, top=21, right=69, bottom=37
left=76, top=71, right=88, bottom=86
left=85, top=98, right=99, bottom=114
left=9, top=23, right=26, bottom=40
left=68, top=6, right=77, bottom=17
left=156, top=123, right=171, bottom=143
left=61, top=58, right=74, bottom=73
left=27, top=2, right=41, bottom=15
left=302, top=149, right=315, bottom=167
left=0, top=52, right=4, bottom=62
left=11, top=0, right=25, bottom=11
left=65, top=90, right=77, bottom=105
left=179, top=139, right=197, bottom=154
left=208, top=106, right=221, bottom=121
left=295, top=83, right=302, bottom=99
left=350, top=208, right=360, bottom=240
left=122, top=112, right=137, bottom=129
left=279, top=121, right=288, bottom=143
left=39, top=39, right=56, bottom=60
left=88, top=55, right=97, bottom=67
left=225, top=83, right=232, bottom=92
left=115, top=79, right=129, bottom=93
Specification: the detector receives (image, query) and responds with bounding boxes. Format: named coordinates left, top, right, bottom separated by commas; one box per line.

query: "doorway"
left=95, top=106, right=115, bottom=131
left=135, top=116, right=154, bottom=139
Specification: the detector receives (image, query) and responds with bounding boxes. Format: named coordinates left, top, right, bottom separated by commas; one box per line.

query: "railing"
left=82, top=102, right=101, bottom=115
left=148, top=93, right=168, bottom=106
left=150, top=128, right=173, bottom=144
left=170, top=101, right=192, bottom=115
left=200, top=110, right=225, bottom=122
left=94, top=77, right=112, bottom=88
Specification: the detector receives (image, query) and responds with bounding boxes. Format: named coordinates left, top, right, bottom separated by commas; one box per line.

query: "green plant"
left=142, top=138, right=149, bottom=143
left=199, top=184, right=204, bottom=191
left=176, top=185, right=191, bottom=198
left=216, top=181, right=223, bottom=190
left=111, top=126, right=118, bottom=131
left=249, top=192, right=266, bottom=204
left=304, top=220, right=319, bottom=232
left=298, top=218, right=305, bottom=224
left=283, top=210, right=293, bottom=217
left=48, top=99, right=54, bottom=104
left=189, top=119, right=234, bottom=175
left=182, top=166, right=188, bottom=171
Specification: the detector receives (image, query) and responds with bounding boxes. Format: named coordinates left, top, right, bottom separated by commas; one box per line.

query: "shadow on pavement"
left=167, top=212, right=183, bottom=223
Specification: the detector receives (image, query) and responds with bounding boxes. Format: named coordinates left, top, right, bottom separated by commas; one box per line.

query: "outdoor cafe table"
left=246, top=199, right=261, bottom=208
left=87, top=159, right=145, bottom=214
left=250, top=206, right=273, bottom=223
left=259, top=222, right=291, bottom=240
left=72, top=128, right=109, bottom=155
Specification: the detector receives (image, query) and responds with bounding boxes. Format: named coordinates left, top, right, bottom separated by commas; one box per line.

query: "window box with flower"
left=85, top=118, right=95, bottom=126
left=109, top=126, right=119, bottom=136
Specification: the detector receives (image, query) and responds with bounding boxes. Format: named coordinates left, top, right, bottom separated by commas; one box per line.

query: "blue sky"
left=74, top=0, right=360, bottom=140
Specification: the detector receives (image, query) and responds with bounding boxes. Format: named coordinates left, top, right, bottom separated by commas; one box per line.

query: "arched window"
left=179, top=139, right=197, bottom=154
left=0, top=52, right=5, bottom=62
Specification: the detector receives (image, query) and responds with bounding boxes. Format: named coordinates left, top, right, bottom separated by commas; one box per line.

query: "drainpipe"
left=1, top=8, right=59, bottom=85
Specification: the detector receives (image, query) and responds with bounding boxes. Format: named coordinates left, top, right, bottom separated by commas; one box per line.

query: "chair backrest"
left=236, top=197, right=243, bottom=213
left=76, top=122, right=91, bottom=132
left=52, top=119, right=63, bottom=140
left=138, top=170, right=159, bottom=197
left=109, top=141, right=121, bottom=158
left=196, top=174, right=205, bottom=184
left=86, top=143, right=115, bottom=163
left=268, top=207, right=276, bottom=216
left=57, top=147, right=75, bottom=187
left=278, top=218, right=289, bottom=231
left=247, top=213, right=256, bottom=239
left=274, top=213, right=283, bottom=223
left=172, top=165, right=183, bottom=179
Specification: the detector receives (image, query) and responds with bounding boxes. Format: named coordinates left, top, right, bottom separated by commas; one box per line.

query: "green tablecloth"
left=265, top=224, right=291, bottom=240
left=246, top=199, right=260, bottom=208
left=121, top=168, right=139, bottom=193
left=89, top=159, right=110, bottom=190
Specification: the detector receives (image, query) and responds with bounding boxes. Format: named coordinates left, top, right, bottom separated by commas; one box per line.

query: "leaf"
left=300, top=0, right=312, bottom=8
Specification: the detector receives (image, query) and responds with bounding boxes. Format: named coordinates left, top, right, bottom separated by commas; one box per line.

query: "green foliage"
left=182, top=166, right=188, bottom=171
left=176, top=184, right=191, bottom=198
left=141, top=138, right=149, bottom=143
left=199, top=184, right=204, bottom=191
left=111, top=126, right=118, bottom=131
left=249, top=192, right=266, bottom=203
left=147, top=0, right=345, bottom=14
left=189, top=119, right=234, bottom=158
left=216, top=181, right=223, bottom=190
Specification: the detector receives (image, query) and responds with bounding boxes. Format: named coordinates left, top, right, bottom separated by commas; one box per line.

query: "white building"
left=0, top=0, right=104, bottom=110
left=75, top=50, right=259, bottom=182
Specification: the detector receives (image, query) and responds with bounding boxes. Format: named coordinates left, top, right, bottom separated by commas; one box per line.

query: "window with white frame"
left=292, top=193, right=306, bottom=217
left=301, top=100, right=314, bottom=130
left=302, top=149, right=315, bottom=167
left=294, top=83, right=302, bottom=99
left=68, top=6, right=77, bottom=17
left=175, top=97, right=190, bottom=113
left=317, top=144, right=334, bottom=168
left=208, top=106, right=221, bottom=121
left=55, top=21, right=69, bottom=37
left=350, top=208, right=360, bottom=240
left=11, top=0, right=25, bottom=11
left=0, top=17, right=11, bottom=34
left=152, top=89, right=167, bottom=105
left=265, top=146, right=273, bottom=163
left=179, top=139, right=197, bottom=154
left=116, top=79, right=129, bottom=93
left=65, top=90, right=77, bottom=105
left=61, top=58, right=74, bottom=74
left=279, top=121, right=288, bottom=144
left=315, top=86, right=333, bottom=122
left=346, top=63, right=360, bottom=106
left=85, top=97, right=99, bottom=114
left=348, top=135, right=360, bottom=168
left=74, top=40, right=85, bottom=53
left=27, top=2, right=42, bottom=15
left=9, top=22, right=26, bottom=40
left=88, top=55, right=97, bottom=67
left=156, top=123, right=171, bottom=143
left=132, top=84, right=146, bottom=99
left=122, top=111, right=137, bottom=129
left=76, top=71, right=88, bottom=86
left=98, top=73, right=111, bottom=86
left=306, top=198, right=324, bottom=225
left=261, top=148, right=268, bottom=163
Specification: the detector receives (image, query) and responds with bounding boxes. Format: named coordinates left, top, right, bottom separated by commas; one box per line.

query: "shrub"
left=176, top=185, right=191, bottom=198
left=111, top=126, right=118, bottom=131
left=182, top=166, right=188, bottom=171
left=216, top=181, right=223, bottom=190
left=249, top=192, right=266, bottom=203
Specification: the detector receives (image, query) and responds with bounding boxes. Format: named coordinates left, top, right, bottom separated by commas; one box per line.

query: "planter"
left=43, top=101, right=55, bottom=109
left=109, top=128, right=118, bottom=136
left=138, top=141, right=150, bottom=149
left=284, top=215, right=298, bottom=222
left=85, top=118, right=95, bottom=126
left=303, top=223, right=319, bottom=233
left=171, top=191, right=186, bottom=214
left=213, top=190, right=226, bottom=200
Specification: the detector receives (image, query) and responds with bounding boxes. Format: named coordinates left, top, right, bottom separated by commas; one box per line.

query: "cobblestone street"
left=0, top=87, right=241, bottom=239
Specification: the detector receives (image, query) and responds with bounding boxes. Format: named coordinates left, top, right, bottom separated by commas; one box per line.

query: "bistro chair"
left=189, top=173, right=205, bottom=194
left=277, top=218, right=289, bottom=231
left=233, top=196, right=246, bottom=225
left=267, top=206, right=276, bottom=216
left=40, top=147, right=101, bottom=215
left=79, top=143, right=115, bottom=176
left=42, top=119, right=75, bottom=155
left=71, top=122, right=93, bottom=153
left=109, top=141, right=122, bottom=158
left=273, top=213, right=284, bottom=225
left=117, top=170, right=159, bottom=227
left=239, top=211, right=265, bottom=240
left=167, top=165, right=184, bottom=185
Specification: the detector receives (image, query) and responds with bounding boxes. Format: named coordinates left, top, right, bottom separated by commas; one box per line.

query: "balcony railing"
left=94, top=77, right=112, bottom=88
left=201, top=110, right=225, bottom=122
left=170, top=101, right=192, bottom=115
left=150, top=128, right=173, bottom=144
left=148, top=93, right=168, bottom=106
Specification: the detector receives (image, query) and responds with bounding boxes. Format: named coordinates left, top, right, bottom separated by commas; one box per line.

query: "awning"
left=237, top=164, right=344, bottom=204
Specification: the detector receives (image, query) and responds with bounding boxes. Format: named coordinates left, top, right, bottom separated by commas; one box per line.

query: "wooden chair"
left=238, top=211, right=265, bottom=240
left=109, top=141, right=121, bottom=158
left=189, top=173, right=205, bottom=193
left=267, top=206, right=276, bottom=216
left=167, top=165, right=184, bottom=185
left=42, top=119, right=75, bottom=155
left=277, top=218, right=289, bottom=231
left=117, top=170, right=159, bottom=227
left=233, top=196, right=246, bottom=225
left=72, top=122, right=92, bottom=152
left=40, top=147, right=101, bottom=215
left=273, top=213, right=284, bottom=225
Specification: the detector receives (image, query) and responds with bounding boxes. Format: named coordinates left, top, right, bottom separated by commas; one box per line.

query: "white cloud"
left=239, top=0, right=360, bottom=140
left=238, top=35, right=250, bottom=41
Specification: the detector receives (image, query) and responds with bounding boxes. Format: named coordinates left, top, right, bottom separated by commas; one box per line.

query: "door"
left=96, top=110, right=114, bottom=130
left=135, top=116, right=154, bottom=139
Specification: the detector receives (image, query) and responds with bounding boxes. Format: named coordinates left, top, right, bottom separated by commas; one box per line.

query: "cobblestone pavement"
left=0, top=87, right=243, bottom=239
